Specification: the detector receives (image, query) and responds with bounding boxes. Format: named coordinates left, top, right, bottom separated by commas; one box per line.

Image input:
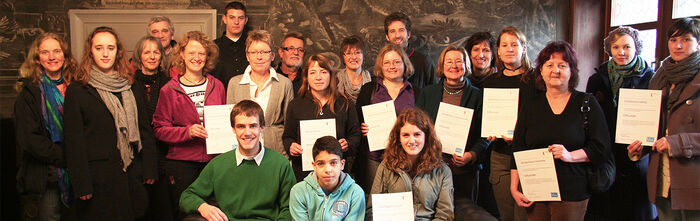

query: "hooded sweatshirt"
left=290, top=171, right=366, bottom=220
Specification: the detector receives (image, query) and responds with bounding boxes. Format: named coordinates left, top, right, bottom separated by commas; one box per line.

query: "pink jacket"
left=153, top=74, right=225, bottom=162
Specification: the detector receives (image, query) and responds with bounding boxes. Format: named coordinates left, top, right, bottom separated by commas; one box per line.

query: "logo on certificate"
left=551, top=192, right=558, bottom=198
left=646, top=137, right=655, bottom=142
left=507, top=130, right=514, bottom=135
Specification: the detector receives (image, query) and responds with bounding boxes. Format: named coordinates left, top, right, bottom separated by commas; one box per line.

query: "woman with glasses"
left=227, top=30, right=295, bottom=159
left=337, top=35, right=372, bottom=103
left=355, top=44, right=419, bottom=190
left=283, top=54, right=361, bottom=182
left=416, top=45, right=489, bottom=204
left=152, top=31, right=225, bottom=219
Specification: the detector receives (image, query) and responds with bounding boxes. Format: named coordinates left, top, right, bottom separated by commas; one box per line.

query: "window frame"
left=605, top=0, right=700, bottom=67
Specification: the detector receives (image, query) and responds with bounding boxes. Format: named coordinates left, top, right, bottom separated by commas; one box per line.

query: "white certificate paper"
left=371, top=192, right=414, bottom=221
left=513, top=148, right=561, bottom=202
left=434, top=102, right=474, bottom=156
left=300, top=119, right=336, bottom=171
left=481, top=88, right=519, bottom=137
left=204, top=104, right=237, bottom=154
left=362, top=101, right=397, bottom=151
left=616, top=88, right=662, bottom=146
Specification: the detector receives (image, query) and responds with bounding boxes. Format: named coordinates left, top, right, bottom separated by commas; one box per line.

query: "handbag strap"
left=581, top=93, right=591, bottom=131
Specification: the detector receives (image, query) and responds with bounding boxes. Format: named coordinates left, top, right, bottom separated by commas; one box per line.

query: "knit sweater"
left=179, top=147, right=296, bottom=220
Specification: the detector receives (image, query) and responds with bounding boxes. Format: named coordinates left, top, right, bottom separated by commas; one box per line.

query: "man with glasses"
left=277, top=32, right=306, bottom=94
left=213, top=1, right=250, bottom=89
left=226, top=30, right=295, bottom=159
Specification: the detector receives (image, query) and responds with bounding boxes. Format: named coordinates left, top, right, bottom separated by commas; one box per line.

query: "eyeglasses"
left=247, top=50, right=272, bottom=56
left=344, top=51, right=362, bottom=57
left=382, top=60, right=403, bottom=67
left=445, top=60, right=465, bottom=66
left=281, top=46, right=305, bottom=53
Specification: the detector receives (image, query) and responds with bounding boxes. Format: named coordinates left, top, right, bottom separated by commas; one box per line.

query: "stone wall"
left=0, top=0, right=568, bottom=118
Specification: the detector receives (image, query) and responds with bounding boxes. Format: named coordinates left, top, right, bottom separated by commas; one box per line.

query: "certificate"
left=434, top=102, right=474, bottom=156
left=513, top=148, right=561, bottom=202
left=204, top=104, right=237, bottom=154
left=362, top=101, right=397, bottom=151
left=616, top=88, right=662, bottom=146
left=481, top=88, right=519, bottom=137
left=300, top=119, right=336, bottom=171
left=371, top=192, right=414, bottom=221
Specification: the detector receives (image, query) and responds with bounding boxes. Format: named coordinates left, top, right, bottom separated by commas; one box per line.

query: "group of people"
left=14, top=0, right=700, bottom=220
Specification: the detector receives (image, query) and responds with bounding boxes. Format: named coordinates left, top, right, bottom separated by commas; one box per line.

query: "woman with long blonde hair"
left=15, top=32, right=77, bottom=221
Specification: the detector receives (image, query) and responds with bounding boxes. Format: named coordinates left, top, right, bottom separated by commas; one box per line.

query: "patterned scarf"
left=38, top=71, right=74, bottom=206
left=88, top=67, right=142, bottom=172
left=607, top=55, right=646, bottom=106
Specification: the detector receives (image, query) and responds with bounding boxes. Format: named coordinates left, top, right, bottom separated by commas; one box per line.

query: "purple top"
left=369, top=78, right=416, bottom=161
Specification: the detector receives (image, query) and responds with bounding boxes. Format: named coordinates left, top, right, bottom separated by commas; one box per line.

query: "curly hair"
left=16, top=32, right=77, bottom=91
left=297, top=54, right=349, bottom=114
left=384, top=108, right=443, bottom=176
left=534, top=41, right=579, bottom=92
left=436, top=44, right=472, bottom=79
left=384, top=12, right=412, bottom=34
left=603, top=26, right=643, bottom=57
left=74, top=26, right=131, bottom=85
left=171, top=31, right=219, bottom=75
left=374, top=44, right=414, bottom=80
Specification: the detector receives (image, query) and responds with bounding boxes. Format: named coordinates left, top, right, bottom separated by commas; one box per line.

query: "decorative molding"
left=68, top=9, right=217, bottom=60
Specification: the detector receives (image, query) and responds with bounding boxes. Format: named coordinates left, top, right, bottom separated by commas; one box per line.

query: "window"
left=607, top=0, right=700, bottom=68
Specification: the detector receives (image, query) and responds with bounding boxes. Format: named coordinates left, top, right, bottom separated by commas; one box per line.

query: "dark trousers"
left=527, top=199, right=589, bottom=221
left=164, top=159, right=207, bottom=220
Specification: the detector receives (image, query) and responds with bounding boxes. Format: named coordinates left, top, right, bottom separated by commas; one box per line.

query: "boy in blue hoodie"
left=290, top=136, right=366, bottom=220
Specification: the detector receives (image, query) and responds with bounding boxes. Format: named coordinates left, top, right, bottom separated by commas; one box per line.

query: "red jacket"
left=153, top=74, right=225, bottom=162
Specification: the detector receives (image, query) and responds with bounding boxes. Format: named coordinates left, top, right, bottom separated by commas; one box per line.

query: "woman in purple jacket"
left=152, top=31, right=225, bottom=219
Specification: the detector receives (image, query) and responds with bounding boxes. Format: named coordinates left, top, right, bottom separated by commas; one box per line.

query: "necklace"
left=443, top=85, right=463, bottom=95
left=182, top=75, right=204, bottom=85
left=504, top=65, right=522, bottom=72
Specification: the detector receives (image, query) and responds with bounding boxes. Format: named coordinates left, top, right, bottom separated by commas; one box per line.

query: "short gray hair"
left=147, top=16, right=174, bottom=34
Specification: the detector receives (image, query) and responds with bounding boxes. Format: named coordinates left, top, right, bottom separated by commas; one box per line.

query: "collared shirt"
left=372, top=78, right=415, bottom=114
left=239, top=66, right=280, bottom=115
left=235, top=145, right=265, bottom=166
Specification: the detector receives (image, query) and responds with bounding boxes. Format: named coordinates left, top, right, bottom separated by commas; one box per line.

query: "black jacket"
left=212, top=30, right=249, bottom=90
left=406, top=46, right=437, bottom=90
left=282, top=95, right=361, bottom=181
left=586, top=61, right=655, bottom=175
left=64, top=82, right=157, bottom=220
left=14, top=78, right=66, bottom=195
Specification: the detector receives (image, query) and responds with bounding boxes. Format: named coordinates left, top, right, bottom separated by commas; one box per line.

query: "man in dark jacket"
left=384, top=12, right=437, bottom=90
left=213, top=1, right=250, bottom=89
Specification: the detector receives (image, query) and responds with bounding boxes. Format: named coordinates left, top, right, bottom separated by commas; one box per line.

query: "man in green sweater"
left=180, top=100, right=297, bottom=220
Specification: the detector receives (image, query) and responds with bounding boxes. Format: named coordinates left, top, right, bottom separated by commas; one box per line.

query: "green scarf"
left=607, top=55, right=646, bottom=106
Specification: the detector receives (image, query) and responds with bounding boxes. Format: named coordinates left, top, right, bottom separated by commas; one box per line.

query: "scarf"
left=88, top=66, right=142, bottom=172
left=39, top=71, right=73, bottom=206
left=650, top=51, right=700, bottom=107
left=607, top=55, right=646, bottom=106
